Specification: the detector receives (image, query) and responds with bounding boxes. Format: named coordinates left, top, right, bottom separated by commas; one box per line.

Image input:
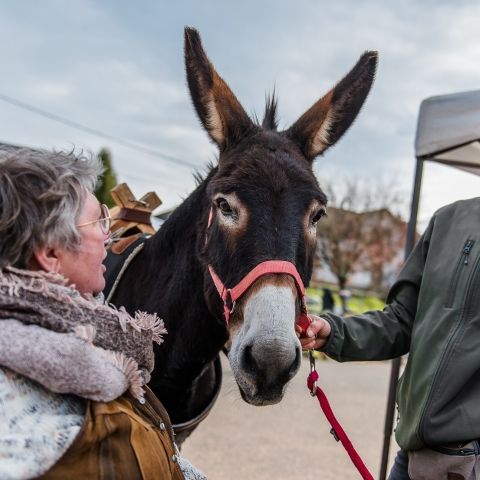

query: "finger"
left=308, top=316, right=330, bottom=338
left=300, top=336, right=314, bottom=346
left=306, top=322, right=319, bottom=338
left=317, top=318, right=331, bottom=338
left=305, top=315, right=321, bottom=337
left=300, top=339, right=316, bottom=350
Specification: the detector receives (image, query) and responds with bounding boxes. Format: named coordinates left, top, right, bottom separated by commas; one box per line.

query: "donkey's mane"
left=193, top=161, right=215, bottom=186
left=195, top=93, right=279, bottom=186
left=261, top=93, right=279, bottom=131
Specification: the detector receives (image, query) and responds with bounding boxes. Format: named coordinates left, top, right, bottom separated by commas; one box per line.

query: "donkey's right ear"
left=286, top=51, right=378, bottom=162
left=184, top=27, right=254, bottom=151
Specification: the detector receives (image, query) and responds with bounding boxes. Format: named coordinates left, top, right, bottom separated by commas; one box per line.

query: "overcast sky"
left=1, top=0, right=480, bottom=230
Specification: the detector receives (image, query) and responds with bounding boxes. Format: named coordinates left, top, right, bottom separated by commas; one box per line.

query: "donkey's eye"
left=216, top=197, right=234, bottom=216
left=311, top=208, right=326, bottom=226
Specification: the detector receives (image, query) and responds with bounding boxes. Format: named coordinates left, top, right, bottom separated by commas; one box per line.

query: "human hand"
left=295, top=314, right=331, bottom=350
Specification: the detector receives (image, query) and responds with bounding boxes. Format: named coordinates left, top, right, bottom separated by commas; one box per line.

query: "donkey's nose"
left=240, top=338, right=301, bottom=385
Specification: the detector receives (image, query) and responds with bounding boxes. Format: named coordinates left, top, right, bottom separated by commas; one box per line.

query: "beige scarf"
left=0, top=266, right=166, bottom=402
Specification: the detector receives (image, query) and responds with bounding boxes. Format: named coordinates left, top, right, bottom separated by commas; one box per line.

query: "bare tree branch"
left=315, top=176, right=407, bottom=294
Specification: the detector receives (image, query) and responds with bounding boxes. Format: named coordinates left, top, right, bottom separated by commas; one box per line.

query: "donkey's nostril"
left=288, top=345, right=302, bottom=376
left=241, top=344, right=258, bottom=373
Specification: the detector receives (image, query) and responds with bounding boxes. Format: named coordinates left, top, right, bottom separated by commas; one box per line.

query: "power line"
left=0, top=93, right=198, bottom=169
left=121, top=169, right=196, bottom=192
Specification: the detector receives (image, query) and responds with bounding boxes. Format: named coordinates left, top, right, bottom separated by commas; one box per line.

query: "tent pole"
left=404, top=157, right=425, bottom=255
left=379, top=157, right=424, bottom=480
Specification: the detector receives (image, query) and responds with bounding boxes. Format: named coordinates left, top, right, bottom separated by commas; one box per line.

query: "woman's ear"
left=31, top=246, right=61, bottom=273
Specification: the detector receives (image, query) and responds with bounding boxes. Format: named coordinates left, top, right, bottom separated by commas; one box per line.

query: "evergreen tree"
left=95, top=148, right=118, bottom=208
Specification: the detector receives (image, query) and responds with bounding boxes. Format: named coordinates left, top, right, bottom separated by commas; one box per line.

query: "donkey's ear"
left=184, top=27, right=254, bottom=151
left=286, top=51, right=378, bottom=162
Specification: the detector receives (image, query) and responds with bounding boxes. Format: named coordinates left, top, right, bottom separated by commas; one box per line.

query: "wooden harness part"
left=109, top=183, right=161, bottom=241
left=104, top=183, right=161, bottom=299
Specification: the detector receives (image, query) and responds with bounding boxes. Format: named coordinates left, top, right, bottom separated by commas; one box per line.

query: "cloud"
left=1, top=0, right=480, bottom=220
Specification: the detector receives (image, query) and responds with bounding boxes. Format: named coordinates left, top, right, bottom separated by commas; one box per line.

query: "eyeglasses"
left=76, top=203, right=112, bottom=235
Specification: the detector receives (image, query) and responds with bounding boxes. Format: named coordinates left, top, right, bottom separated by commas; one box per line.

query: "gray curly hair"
left=0, top=146, right=103, bottom=269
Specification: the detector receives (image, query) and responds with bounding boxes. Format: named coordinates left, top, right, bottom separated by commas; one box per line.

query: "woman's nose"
left=103, top=231, right=112, bottom=247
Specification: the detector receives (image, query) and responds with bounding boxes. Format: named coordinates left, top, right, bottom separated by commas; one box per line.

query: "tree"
left=316, top=207, right=365, bottom=290
left=359, top=209, right=407, bottom=294
left=315, top=177, right=406, bottom=298
left=95, top=148, right=118, bottom=208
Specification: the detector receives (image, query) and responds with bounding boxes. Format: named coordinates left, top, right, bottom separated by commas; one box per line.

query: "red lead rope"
left=208, top=259, right=373, bottom=479
left=307, top=352, right=374, bottom=480
left=296, top=314, right=374, bottom=479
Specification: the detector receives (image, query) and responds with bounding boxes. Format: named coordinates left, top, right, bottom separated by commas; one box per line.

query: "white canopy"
left=415, top=89, right=480, bottom=175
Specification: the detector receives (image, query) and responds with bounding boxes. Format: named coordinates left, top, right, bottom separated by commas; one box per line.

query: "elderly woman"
left=0, top=148, right=204, bottom=480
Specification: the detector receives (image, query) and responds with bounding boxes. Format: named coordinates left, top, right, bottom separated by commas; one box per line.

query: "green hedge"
left=304, top=287, right=385, bottom=360
left=305, top=287, right=385, bottom=315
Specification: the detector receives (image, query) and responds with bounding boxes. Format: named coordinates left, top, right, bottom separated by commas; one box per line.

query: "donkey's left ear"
left=286, top=51, right=378, bottom=162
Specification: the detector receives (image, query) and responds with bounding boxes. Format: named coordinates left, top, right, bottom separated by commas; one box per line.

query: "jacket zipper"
left=419, top=251, right=480, bottom=444
left=445, top=240, right=475, bottom=307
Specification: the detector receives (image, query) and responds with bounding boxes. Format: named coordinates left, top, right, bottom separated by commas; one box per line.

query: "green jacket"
left=322, top=198, right=480, bottom=450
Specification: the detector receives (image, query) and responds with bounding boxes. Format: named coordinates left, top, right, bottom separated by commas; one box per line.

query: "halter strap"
left=208, top=260, right=308, bottom=323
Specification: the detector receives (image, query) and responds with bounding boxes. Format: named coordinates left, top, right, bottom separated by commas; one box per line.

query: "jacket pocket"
left=408, top=442, right=478, bottom=480
left=445, top=239, right=475, bottom=308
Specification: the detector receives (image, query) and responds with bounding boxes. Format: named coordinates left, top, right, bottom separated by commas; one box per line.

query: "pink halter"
left=208, top=260, right=310, bottom=325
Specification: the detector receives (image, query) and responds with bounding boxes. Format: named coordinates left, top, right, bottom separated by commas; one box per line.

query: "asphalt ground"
left=182, top=355, right=401, bottom=479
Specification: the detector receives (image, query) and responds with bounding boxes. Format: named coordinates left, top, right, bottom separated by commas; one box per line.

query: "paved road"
left=182, top=356, right=400, bottom=479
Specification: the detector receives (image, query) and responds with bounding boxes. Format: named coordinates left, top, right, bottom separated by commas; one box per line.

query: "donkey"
left=108, top=27, right=377, bottom=442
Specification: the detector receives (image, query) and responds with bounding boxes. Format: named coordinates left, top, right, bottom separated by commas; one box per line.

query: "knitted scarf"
left=0, top=266, right=166, bottom=403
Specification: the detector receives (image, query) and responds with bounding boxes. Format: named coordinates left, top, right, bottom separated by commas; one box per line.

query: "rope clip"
left=225, top=289, right=236, bottom=315
left=309, top=350, right=318, bottom=396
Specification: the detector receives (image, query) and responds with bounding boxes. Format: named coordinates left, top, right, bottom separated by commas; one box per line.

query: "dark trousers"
left=387, top=450, right=411, bottom=480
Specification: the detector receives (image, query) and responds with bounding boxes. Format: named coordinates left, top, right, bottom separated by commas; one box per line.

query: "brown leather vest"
left=40, top=388, right=184, bottom=480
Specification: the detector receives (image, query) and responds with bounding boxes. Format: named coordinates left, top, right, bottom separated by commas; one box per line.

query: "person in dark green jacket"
left=298, top=198, right=480, bottom=480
